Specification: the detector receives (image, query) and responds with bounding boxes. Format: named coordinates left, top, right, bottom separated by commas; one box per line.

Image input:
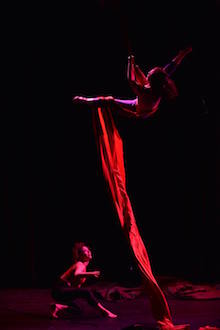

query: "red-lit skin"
left=52, top=244, right=117, bottom=319
left=73, top=46, right=192, bottom=119
left=60, top=246, right=99, bottom=288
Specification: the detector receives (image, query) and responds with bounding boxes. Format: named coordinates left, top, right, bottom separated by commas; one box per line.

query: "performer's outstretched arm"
left=127, top=54, right=148, bottom=86
left=127, top=54, right=135, bottom=82
left=127, top=55, right=147, bottom=95
left=163, top=46, right=192, bottom=76
left=72, top=95, right=114, bottom=105
left=134, top=64, right=149, bottom=86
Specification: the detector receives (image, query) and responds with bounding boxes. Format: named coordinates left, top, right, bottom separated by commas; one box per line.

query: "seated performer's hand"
left=93, top=271, right=101, bottom=278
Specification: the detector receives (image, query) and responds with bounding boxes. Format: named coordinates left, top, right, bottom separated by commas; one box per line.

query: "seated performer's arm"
left=163, top=46, right=192, bottom=76
left=74, top=262, right=100, bottom=278
left=134, top=64, right=149, bottom=85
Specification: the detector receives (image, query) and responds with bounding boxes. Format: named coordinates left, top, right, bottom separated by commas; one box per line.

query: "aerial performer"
left=73, top=46, right=192, bottom=119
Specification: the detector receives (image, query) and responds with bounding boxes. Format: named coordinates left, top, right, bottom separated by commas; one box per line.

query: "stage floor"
left=0, top=286, right=219, bottom=330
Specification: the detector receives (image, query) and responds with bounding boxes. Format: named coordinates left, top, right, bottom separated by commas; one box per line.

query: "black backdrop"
left=2, top=1, right=217, bottom=287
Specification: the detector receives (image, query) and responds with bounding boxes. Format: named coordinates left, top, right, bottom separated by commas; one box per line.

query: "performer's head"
left=147, top=67, right=178, bottom=100
left=73, top=242, right=92, bottom=262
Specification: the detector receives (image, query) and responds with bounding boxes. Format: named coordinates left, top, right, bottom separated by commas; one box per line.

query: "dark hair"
left=72, top=242, right=86, bottom=262
left=148, top=67, right=178, bottom=100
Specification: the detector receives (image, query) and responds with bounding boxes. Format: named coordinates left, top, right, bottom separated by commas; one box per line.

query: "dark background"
left=2, top=1, right=218, bottom=287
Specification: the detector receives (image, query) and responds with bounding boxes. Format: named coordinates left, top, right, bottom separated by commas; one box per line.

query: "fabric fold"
left=92, top=106, right=175, bottom=328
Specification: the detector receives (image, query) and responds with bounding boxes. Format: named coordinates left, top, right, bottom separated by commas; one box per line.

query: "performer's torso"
left=137, top=86, right=161, bottom=118
left=60, top=262, right=87, bottom=288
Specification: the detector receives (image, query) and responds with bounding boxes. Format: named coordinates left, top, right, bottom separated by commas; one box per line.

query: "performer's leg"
left=113, top=98, right=139, bottom=118
left=73, top=95, right=138, bottom=118
left=51, top=285, right=82, bottom=318
left=52, top=286, right=117, bottom=318
left=50, top=302, right=79, bottom=319
left=65, top=288, right=117, bottom=318
left=72, top=95, right=114, bottom=106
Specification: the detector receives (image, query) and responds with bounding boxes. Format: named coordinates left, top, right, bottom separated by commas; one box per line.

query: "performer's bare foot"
left=97, top=302, right=118, bottom=318
left=50, top=303, right=70, bottom=319
left=157, top=318, right=190, bottom=330
left=50, top=303, right=60, bottom=318
left=72, top=96, right=89, bottom=104
left=102, top=310, right=118, bottom=319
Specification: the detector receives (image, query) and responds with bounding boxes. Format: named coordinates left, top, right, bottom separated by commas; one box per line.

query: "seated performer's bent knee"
left=79, top=288, right=99, bottom=306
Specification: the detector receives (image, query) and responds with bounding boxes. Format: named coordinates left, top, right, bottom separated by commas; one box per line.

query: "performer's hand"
left=131, top=55, right=135, bottom=64
left=93, top=271, right=101, bottom=278
left=174, top=46, right=192, bottom=65
left=128, top=54, right=135, bottom=64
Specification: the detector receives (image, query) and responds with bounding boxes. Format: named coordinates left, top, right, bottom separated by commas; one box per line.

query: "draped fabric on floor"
left=92, top=106, right=175, bottom=329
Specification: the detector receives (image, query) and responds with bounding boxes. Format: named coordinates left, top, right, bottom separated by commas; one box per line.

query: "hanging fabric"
left=92, top=106, right=179, bottom=329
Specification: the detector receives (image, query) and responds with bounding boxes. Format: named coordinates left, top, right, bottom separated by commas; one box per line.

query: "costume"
left=51, top=278, right=99, bottom=310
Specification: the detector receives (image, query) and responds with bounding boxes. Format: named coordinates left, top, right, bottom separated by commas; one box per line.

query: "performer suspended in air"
left=73, top=46, right=192, bottom=119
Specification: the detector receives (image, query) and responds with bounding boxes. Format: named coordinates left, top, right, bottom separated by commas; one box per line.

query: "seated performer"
left=50, top=242, right=117, bottom=319
left=73, top=46, right=192, bottom=119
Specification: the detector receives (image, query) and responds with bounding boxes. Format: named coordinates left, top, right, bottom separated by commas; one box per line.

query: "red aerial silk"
left=92, top=106, right=176, bottom=329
